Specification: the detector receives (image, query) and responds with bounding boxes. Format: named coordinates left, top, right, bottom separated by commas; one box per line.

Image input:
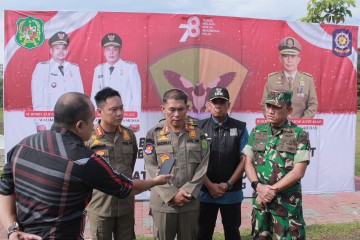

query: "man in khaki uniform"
left=86, top=87, right=138, bottom=240
left=144, top=89, right=210, bottom=240
left=261, top=37, right=318, bottom=118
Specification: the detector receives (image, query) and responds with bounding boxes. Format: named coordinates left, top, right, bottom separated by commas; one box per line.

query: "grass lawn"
left=136, top=222, right=360, bottom=240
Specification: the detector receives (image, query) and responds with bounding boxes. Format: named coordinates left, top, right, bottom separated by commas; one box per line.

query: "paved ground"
left=0, top=178, right=359, bottom=239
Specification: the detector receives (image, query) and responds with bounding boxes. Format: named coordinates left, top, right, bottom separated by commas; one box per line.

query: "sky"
left=1, top=0, right=360, bottom=64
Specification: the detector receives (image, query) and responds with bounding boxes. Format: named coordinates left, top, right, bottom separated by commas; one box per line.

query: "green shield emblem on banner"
left=16, top=16, right=45, bottom=49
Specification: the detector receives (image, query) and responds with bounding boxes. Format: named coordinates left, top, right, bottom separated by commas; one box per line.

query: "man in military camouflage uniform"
left=91, top=33, right=141, bottom=132
left=261, top=37, right=318, bottom=118
left=86, top=87, right=138, bottom=240
left=244, top=90, right=310, bottom=240
left=31, top=31, right=84, bottom=132
left=144, top=89, right=210, bottom=240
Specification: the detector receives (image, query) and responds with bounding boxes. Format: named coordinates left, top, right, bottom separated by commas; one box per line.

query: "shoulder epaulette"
left=40, top=61, right=49, bottom=64
left=300, top=71, right=312, bottom=77
left=268, top=71, right=281, bottom=77
left=69, top=62, right=79, bottom=66
left=120, top=125, right=134, bottom=133
left=255, top=123, right=270, bottom=131
left=185, top=115, right=199, bottom=126
left=125, top=60, right=135, bottom=64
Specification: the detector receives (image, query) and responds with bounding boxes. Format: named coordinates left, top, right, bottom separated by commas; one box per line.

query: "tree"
left=299, top=0, right=356, bottom=24
left=300, top=0, right=359, bottom=108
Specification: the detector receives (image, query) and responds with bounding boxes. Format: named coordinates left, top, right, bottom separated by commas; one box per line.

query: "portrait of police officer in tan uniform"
left=261, top=37, right=318, bottom=119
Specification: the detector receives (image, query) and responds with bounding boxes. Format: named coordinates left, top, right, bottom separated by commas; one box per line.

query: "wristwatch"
left=226, top=181, right=233, bottom=191
left=251, top=181, right=261, bottom=191
left=7, top=222, right=20, bottom=238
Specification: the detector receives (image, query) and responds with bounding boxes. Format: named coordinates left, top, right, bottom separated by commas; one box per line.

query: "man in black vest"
left=197, top=87, right=248, bottom=240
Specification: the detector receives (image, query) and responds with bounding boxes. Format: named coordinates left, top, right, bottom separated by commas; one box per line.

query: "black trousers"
left=197, top=202, right=242, bottom=240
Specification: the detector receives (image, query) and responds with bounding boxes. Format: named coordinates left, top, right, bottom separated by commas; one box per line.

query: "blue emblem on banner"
left=332, top=29, right=352, bottom=58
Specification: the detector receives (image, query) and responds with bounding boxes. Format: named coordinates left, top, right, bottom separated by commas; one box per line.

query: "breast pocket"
left=186, top=143, right=201, bottom=176
left=252, top=132, right=267, bottom=166
left=277, top=134, right=297, bottom=169
left=122, top=142, right=134, bottom=166
left=155, top=145, right=174, bottom=167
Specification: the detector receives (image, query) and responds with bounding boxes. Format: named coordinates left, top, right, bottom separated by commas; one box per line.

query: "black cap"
left=101, top=33, right=122, bottom=48
left=209, top=87, right=230, bottom=101
left=48, top=31, right=69, bottom=46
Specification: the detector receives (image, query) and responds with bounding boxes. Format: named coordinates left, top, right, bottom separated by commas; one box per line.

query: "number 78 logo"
left=179, top=16, right=201, bottom=42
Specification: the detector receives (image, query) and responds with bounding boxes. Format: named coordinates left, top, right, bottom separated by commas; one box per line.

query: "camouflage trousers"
left=251, top=208, right=306, bottom=240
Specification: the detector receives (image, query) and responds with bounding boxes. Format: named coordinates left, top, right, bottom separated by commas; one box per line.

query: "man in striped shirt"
left=0, top=92, right=171, bottom=240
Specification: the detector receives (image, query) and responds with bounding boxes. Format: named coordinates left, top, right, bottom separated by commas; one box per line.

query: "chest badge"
left=96, top=150, right=105, bottom=156
left=189, top=130, right=196, bottom=139
left=160, top=154, right=171, bottom=163
left=158, top=135, right=170, bottom=141
left=230, top=128, right=238, bottom=136
left=51, top=82, right=57, bottom=88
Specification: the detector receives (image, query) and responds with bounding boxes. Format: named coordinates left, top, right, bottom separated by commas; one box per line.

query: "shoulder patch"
left=144, top=143, right=154, bottom=155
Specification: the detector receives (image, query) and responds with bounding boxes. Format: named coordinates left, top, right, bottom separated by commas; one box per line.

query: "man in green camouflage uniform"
left=244, top=90, right=310, bottom=240
left=144, top=89, right=210, bottom=240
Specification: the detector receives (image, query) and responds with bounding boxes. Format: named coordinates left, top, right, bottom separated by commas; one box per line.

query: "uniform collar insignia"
left=95, top=125, right=104, bottom=137
left=123, top=129, right=131, bottom=141
left=163, top=125, right=171, bottom=134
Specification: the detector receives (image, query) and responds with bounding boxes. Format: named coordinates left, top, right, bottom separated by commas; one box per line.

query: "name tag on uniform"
left=230, top=128, right=238, bottom=136
left=51, top=73, right=58, bottom=76
left=98, top=75, right=103, bottom=78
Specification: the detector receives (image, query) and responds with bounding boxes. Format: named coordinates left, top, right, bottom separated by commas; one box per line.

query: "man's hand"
left=207, top=182, right=227, bottom=199
left=257, top=184, right=276, bottom=203
left=9, top=231, right=43, bottom=240
left=255, top=195, right=265, bottom=205
left=36, top=125, right=46, bottom=132
left=168, top=189, right=192, bottom=207
left=153, top=174, right=172, bottom=185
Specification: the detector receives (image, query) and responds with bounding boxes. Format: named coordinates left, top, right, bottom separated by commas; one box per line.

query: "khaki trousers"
left=152, top=210, right=199, bottom=240
left=88, top=210, right=135, bottom=240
